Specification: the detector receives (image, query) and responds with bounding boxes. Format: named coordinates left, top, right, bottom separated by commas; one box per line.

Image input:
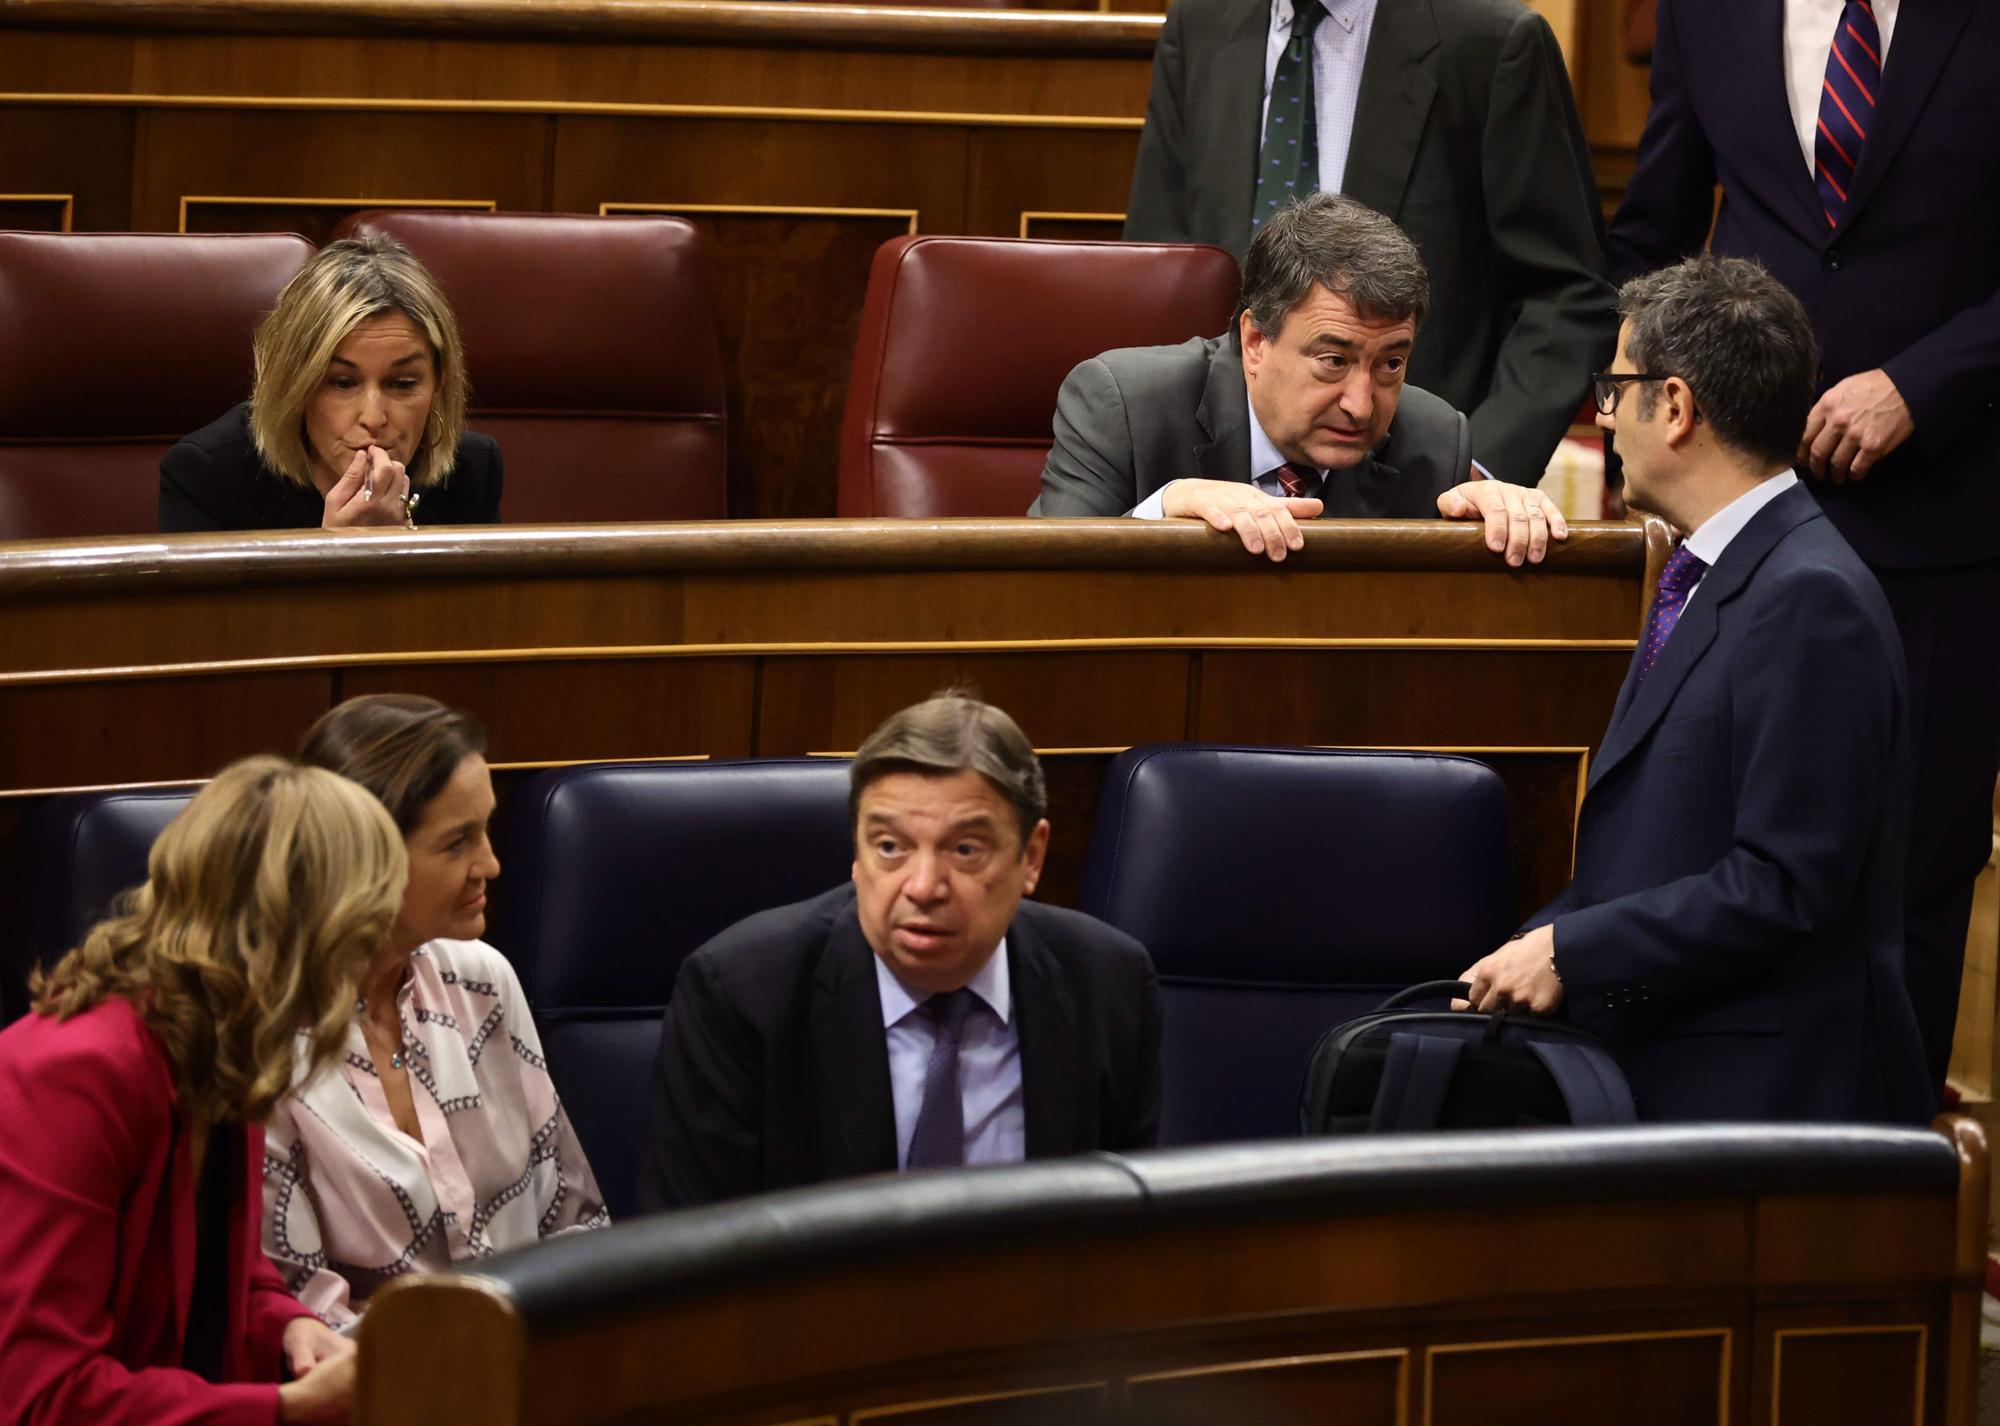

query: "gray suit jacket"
left=1121, top=0, right=1615, bottom=486
left=1029, top=334, right=1469, bottom=517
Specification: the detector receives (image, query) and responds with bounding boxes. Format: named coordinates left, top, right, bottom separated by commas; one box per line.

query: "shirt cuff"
left=1129, top=483, right=1174, bottom=520
left=1470, top=459, right=1496, bottom=482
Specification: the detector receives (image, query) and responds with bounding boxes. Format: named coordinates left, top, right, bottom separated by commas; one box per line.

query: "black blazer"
left=1122, top=0, right=1617, bottom=486
left=1608, top=0, right=2000, bottom=569
left=1524, top=483, right=1931, bottom=1124
left=637, top=884, right=1163, bottom=1212
left=158, top=403, right=504, bottom=533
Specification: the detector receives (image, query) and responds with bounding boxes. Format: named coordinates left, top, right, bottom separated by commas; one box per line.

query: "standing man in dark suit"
left=637, top=695, right=1162, bottom=1211
left=1459, top=256, right=1931, bottom=1125
left=1608, top=0, right=2000, bottom=1093
left=1122, top=0, right=1617, bottom=486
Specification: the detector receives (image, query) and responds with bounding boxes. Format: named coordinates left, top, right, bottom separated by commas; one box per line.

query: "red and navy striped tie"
left=1815, top=0, right=1881, bottom=228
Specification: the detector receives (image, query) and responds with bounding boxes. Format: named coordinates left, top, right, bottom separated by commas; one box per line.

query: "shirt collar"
left=1681, top=470, right=1799, bottom=569
left=876, top=935, right=1012, bottom=1030
left=1247, top=401, right=1324, bottom=486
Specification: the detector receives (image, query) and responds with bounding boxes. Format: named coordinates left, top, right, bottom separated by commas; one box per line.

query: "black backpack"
left=1300, top=980, right=1638, bottom=1134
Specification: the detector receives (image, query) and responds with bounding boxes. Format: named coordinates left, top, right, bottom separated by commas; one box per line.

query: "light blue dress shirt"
left=1263, top=0, right=1381, bottom=198
left=875, top=939, right=1025, bottom=1169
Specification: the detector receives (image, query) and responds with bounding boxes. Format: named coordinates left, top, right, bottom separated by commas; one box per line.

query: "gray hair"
left=1237, top=192, right=1430, bottom=341
left=849, top=692, right=1046, bottom=845
left=1618, top=255, right=1819, bottom=470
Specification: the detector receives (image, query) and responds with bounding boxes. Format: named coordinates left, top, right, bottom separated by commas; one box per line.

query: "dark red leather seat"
left=837, top=236, right=1240, bottom=517
left=0, top=231, right=312, bottom=540
left=335, top=211, right=727, bottom=523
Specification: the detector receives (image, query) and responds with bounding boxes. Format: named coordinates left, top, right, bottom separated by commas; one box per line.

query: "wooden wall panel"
left=0, top=108, right=133, bottom=230
left=0, top=195, right=72, bottom=231
left=0, top=672, right=331, bottom=790
left=1770, top=1327, right=1925, bottom=1426
left=339, top=658, right=758, bottom=764
left=965, top=127, right=1142, bottom=236
left=1127, top=1352, right=1404, bottom=1426
left=1194, top=650, right=1631, bottom=748
left=127, top=109, right=551, bottom=233
left=1020, top=213, right=1124, bottom=241
left=851, top=1384, right=1107, bottom=1424
left=1427, top=1331, right=1726, bottom=1426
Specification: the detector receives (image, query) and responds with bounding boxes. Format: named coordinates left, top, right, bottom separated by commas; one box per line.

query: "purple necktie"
left=1815, top=0, right=1881, bottom=228
left=905, top=989, right=977, bottom=1169
left=1635, top=544, right=1708, bottom=687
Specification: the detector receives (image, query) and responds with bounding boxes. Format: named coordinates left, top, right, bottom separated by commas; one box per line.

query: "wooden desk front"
left=0, top=517, right=1665, bottom=911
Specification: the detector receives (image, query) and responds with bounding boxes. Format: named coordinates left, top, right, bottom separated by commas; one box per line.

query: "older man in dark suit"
left=1460, top=256, right=1931, bottom=1125
left=1122, top=0, right=1616, bottom=487
left=637, top=695, right=1161, bottom=1211
left=1609, top=0, right=2000, bottom=1094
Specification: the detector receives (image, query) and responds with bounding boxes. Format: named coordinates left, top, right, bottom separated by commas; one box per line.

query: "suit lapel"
left=1731, top=0, right=1827, bottom=241
left=1194, top=339, right=1255, bottom=483
left=1318, top=452, right=1401, bottom=516
left=1011, top=913, right=1080, bottom=1159
left=809, top=911, right=898, bottom=1179
left=1840, top=0, right=1972, bottom=228
left=1216, top=0, right=1274, bottom=248
left=1588, top=485, right=1821, bottom=793
left=1341, top=0, right=1438, bottom=216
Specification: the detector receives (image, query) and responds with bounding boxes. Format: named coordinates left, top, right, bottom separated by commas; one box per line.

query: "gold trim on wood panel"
left=0, top=92, right=1145, bottom=131
left=0, top=192, right=74, bottom=230
left=602, top=201, right=919, bottom=235
left=1423, top=1327, right=1731, bottom=1426
left=1017, top=209, right=1126, bottom=237
left=177, top=194, right=496, bottom=232
left=485, top=754, right=711, bottom=771
left=1130, top=1348, right=1409, bottom=1426
left=850, top=1381, right=1108, bottom=1421
left=1769, top=1325, right=1926, bottom=1426
left=0, top=635, right=1641, bottom=689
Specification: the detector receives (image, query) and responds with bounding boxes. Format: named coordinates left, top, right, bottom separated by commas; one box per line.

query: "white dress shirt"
left=1262, top=0, right=1381, bottom=198
left=1679, top=470, right=1800, bottom=615
left=876, top=939, right=1025, bottom=1168
left=1783, top=0, right=1899, bottom=175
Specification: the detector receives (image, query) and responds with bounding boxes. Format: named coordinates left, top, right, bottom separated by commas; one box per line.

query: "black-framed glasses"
left=1591, top=371, right=1673, bottom=414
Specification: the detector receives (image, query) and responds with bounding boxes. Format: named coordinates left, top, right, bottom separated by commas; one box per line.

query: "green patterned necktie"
left=1253, top=0, right=1327, bottom=230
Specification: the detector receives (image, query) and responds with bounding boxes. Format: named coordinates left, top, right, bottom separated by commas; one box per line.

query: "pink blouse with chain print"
left=260, top=938, right=608, bottom=1325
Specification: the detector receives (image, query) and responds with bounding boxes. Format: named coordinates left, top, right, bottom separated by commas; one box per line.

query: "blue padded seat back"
left=1078, top=745, right=1514, bottom=1145
left=5, top=789, right=195, bottom=1022
left=492, top=759, right=855, bottom=1217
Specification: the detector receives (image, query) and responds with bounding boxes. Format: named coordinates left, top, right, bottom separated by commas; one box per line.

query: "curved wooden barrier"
left=355, top=1119, right=1987, bottom=1426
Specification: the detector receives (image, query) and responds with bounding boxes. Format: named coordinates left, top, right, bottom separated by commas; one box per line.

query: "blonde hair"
left=248, top=235, right=468, bottom=491
left=30, top=757, right=408, bottom=1124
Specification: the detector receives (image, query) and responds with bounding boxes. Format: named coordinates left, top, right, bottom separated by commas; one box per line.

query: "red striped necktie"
left=1815, top=0, right=1881, bottom=228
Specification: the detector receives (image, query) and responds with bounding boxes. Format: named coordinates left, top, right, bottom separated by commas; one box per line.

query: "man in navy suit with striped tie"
left=1457, top=256, right=1932, bottom=1126
left=1606, top=0, right=2000, bottom=1099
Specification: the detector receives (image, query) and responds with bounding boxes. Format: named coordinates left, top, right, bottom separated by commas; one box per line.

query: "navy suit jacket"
left=1524, top=483, right=1931, bottom=1123
left=1608, top=0, right=2000, bottom=569
left=637, top=885, right=1163, bottom=1211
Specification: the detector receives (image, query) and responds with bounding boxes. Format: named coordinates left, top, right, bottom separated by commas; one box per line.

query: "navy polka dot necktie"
left=1253, top=0, right=1327, bottom=229
left=1635, top=544, right=1707, bottom=688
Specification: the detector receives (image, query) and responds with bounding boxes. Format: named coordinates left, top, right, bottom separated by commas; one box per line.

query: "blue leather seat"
left=1078, top=745, right=1515, bottom=1146
left=491, top=759, right=856, bottom=1218
left=4, top=788, right=194, bottom=1021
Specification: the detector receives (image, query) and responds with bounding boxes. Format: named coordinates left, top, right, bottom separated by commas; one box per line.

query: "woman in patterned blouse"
left=264, top=695, right=607, bottom=1326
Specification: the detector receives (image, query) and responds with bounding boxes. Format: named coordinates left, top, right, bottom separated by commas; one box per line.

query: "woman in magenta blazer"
left=0, top=757, right=408, bottom=1425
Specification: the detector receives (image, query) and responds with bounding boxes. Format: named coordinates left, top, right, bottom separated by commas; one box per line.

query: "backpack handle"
left=1377, top=980, right=1471, bottom=1011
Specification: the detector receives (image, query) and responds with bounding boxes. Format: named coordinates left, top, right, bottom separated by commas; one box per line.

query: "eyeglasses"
left=1591, top=372, right=1673, bottom=414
